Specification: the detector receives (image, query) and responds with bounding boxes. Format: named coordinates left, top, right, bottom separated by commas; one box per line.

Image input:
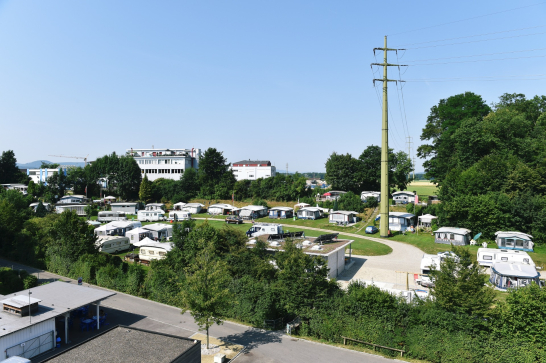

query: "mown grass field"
left=403, top=180, right=438, bottom=196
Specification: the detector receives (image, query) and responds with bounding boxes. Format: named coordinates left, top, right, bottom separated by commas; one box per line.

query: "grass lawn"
left=404, top=180, right=438, bottom=196
left=192, top=219, right=392, bottom=256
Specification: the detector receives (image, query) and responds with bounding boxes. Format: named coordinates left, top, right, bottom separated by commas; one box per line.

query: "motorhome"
left=97, top=211, right=127, bottom=222
left=168, top=211, right=192, bottom=221
left=392, top=191, right=415, bottom=204
left=137, top=210, right=166, bottom=222
left=477, top=248, right=534, bottom=267
left=246, top=223, right=284, bottom=238
left=96, top=236, right=131, bottom=254
left=495, top=231, right=534, bottom=252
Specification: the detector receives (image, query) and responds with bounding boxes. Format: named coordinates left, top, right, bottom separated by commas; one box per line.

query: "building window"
left=483, top=255, right=492, bottom=260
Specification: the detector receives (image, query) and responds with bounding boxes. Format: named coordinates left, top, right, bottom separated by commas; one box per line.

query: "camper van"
left=477, top=248, right=535, bottom=267
left=246, top=223, right=284, bottom=238
left=137, top=210, right=166, bottom=222
left=96, top=236, right=131, bottom=254
left=98, top=211, right=127, bottom=222
left=168, top=211, right=192, bottom=221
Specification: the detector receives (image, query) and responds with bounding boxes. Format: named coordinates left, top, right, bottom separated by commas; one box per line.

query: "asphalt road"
left=0, top=258, right=402, bottom=363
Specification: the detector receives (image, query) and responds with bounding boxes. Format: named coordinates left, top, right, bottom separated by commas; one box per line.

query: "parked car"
left=416, top=275, right=435, bottom=288
left=225, top=215, right=244, bottom=224
left=365, top=226, right=379, bottom=234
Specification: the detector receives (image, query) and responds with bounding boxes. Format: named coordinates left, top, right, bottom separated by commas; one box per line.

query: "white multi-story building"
left=27, top=167, right=69, bottom=185
left=127, top=148, right=202, bottom=181
left=231, top=160, right=276, bottom=181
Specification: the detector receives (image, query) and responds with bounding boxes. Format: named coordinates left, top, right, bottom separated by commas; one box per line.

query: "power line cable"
left=388, top=1, right=546, bottom=37
left=396, top=53, right=411, bottom=140
left=406, top=54, right=546, bottom=66
left=393, top=24, right=546, bottom=47
left=405, top=76, right=546, bottom=82
left=404, top=47, right=546, bottom=63
left=404, top=31, right=546, bottom=50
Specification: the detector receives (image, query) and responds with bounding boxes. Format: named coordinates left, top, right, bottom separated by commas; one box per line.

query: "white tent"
left=104, top=196, right=116, bottom=200
left=132, top=237, right=156, bottom=247
left=418, top=214, right=438, bottom=228
left=294, top=202, right=310, bottom=209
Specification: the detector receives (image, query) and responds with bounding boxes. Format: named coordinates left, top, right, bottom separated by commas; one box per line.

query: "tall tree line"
left=418, top=92, right=546, bottom=243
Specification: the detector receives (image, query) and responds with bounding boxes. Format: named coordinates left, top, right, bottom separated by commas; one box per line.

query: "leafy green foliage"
left=429, top=246, right=495, bottom=317
left=0, top=150, right=27, bottom=184
left=139, top=174, right=153, bottom=203
left=198, top=148, right=235, bottom=199
left=180, top=240, right=231, bottom=348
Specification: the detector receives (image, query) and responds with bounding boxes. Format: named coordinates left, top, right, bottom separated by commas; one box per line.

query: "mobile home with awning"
left=297, top=207, right=323, bottom=220
left=269, top=207, right=294, bottom=219
left=208, top=203, right=238, bottom=215
left=387, top=212, right=415, bottom=232
left=240, top=205, right=268, bottom=220
left=329, top=211, right=359, bottom=224
left=434, top=227, right=471, bottom=246
left=495, top=231, right=534, bottom=252
left=489, top=262, right=540, bottom=290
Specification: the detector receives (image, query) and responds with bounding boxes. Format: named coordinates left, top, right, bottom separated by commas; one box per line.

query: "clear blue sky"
left=1, top=0, right=545, bottom=172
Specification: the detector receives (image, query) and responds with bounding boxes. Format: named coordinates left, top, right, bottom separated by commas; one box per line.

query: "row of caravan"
left=95, top=236, right=174, bottom=264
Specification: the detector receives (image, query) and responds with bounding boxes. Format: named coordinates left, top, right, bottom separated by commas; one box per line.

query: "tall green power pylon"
left=372, top=36, right=405, bottom=237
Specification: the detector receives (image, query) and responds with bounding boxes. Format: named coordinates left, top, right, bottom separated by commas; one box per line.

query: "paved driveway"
left=0, top=258, right=403, bottom=363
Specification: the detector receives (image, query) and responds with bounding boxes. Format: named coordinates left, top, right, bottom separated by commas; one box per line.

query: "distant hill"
left=17, top=160, right=85, bottom=169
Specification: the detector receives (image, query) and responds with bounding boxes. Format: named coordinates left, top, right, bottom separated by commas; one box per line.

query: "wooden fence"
left=341, top=336, right=405, bottom=357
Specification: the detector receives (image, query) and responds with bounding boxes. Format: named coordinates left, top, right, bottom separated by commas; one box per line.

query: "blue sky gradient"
left=1, top=1, right=545, bottom=171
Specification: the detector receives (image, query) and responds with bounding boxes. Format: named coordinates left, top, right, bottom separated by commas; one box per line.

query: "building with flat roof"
left=27, top=168, right=70, bottom=185
left=127, top=148, right=202, bottom=182
left=0, top=282, right=115, bottom=361
left=231, top=160, right=276, bottom=181
left=38, top=325, right=201, bottom=363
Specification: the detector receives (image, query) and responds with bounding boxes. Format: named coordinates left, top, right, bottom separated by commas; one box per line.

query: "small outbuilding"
left=434, top=227, right=472, bottom=246
left=489, top=262, right=540, bottom=290
left=329, top=211, right=359, bottom=224
left=110, top=202, right=138, bottom=215
left=172, top=202, right=186, bottom=211
left=297, top=207, right=323, bottom=220
left=268, top=207, right=294, bottom=219
left=392, top=191, right=415, bottom=204
left=495, top=231, right=534, bottom=252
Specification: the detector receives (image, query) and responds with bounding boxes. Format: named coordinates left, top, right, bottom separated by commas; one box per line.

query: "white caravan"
left=246, top=223, right=284, bottom=238
left=96, top=236, right=131, bottom=254
left=97, top=211, right=127, bottom=222
left=137, top=210, right=166, bottom=222
left=477, top=248, right=534, bottom=267
left=168, top=211, right=192, bottom=221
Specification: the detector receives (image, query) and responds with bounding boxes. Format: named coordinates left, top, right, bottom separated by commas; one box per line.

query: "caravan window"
left=450, top=234, right=455, bottom=240
left=516, top=239, right=524, bottom=247
left=148, top=250, right=154, bottom=255
left=483, top=255, right=492, bottom=260
left=506, top=239, right=514, bottom=246
left=159, top=252, right=166, bottom=256
left=141, top=249, right=146, bottom=254
left=501, top=257, right=508, bottom=261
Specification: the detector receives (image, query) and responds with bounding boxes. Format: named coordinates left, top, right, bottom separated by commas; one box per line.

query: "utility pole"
left=372, top=36, right=406, bottom=238
left=286, top=163, right=288, bottom=175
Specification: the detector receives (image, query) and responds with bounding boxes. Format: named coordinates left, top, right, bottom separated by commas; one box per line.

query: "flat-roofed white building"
left=231, top=160, right=276, bottom=181
left=127, top=148, right=202, bottom=182
left=0, top=281, right=114, bottom=361
left=26, top=168, right=69, bottom=185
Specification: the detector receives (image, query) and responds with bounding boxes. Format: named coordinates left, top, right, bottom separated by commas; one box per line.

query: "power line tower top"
left=370, top=36, right=407, bottom=238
